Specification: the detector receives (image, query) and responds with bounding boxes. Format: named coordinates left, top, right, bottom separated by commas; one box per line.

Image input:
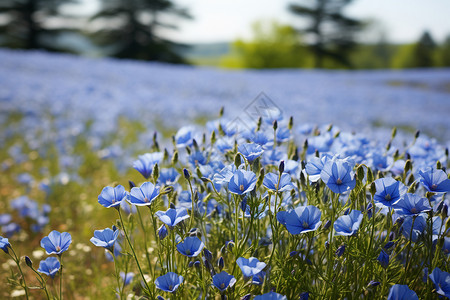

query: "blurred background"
left=1, top=0, right=449, bottom=69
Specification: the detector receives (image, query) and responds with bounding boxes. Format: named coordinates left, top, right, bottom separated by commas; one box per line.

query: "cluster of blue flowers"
left=1, top=50, right=450, bottom=299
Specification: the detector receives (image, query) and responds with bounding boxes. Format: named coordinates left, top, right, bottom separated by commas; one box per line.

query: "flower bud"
left=384, top=241, right=395, bottom=249
left=203, top=248, right=213, bottom=262
left=273, top=120, right=278, bottom=131
left=335, top=245, right=345, bottom=257
left=288, top=116, right=294, bottom=131
left=152, top=163, right=159, bottom=182
left=323, top=220, right=331, bottom=231
left=279, top=160, right=285, bottom=174
left=128, top=180, right=136, bottom=189
left=289, top=251, right=298, bottom=257
left=241, top=294, right=252, bottom=300
left=171, top=150, right=178, bottom=165
left=218, top=256, right=224, bottom=271
left=234, top=154, right=241, bottom=169
left=299, top=292, right=309, bottom=300
left=415, top=130, right=420, bottom=139
left=25, top=256, right=32, bottom=268
left=368, top=280, right=380, bottom=287
left=183, top=168, right=190, bottom=180
left=158, top=225, right=168, bottom=240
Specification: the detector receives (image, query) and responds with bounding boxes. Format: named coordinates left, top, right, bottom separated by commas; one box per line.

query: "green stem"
left=9, top=248, right=29, bottom=300
left=113, top=251, right=124, bottom=300
left=118, top=209, right=152, bottom=296
left=58, top=255, right=63, bottom=300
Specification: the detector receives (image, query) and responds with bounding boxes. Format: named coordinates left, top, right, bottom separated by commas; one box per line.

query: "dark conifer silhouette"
left=90, top=0, right=191, bottom=63
left=288, top=0, right=364, bottom=68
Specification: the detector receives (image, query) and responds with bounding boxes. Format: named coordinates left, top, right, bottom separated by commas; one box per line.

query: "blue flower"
left=252, top=271, right=266, bottom=285
left=128, top=182, right=160, bottom=206
left=429, top=267, right=450, bottom=298
left=401, top=216, right=427, bottom=242
left=120, top=272, right=134, bottom=286
left=90, top=228, right=119, bottom=251
left=154, top=272, right=183, bottom=293
left=373, top=177, right=406, bottom=208
left=277, top=205, right=322, bottom=235
left=158, top=168, right=180, bottom=185
left=176, top=236, right=204, bottom=257
left=236, top=257, right=266, bottom=279
left=263, top=173, right=294, bottom=192
left=0, top=236, right=11, bottom=253
left=393, top=193, right=431, bottom=216
left=419, top=167, right=450, bottom=193
left=40, top=230, right=72, bottom=255
left=305, top=154, right=332, bottom=182
left=377, top=250, right=389, bottom=269
left=320, top=158, right=356, bottom=194
left=98, top=185, right=128, bottom=209
left=212, top=271, right=236, bottom=292
left=37, top=257, right=60, bottom=278
left=387, top=284, right=418, bottom=300
left=443, top=237, right=450, bottom=255
left=228, top=170, right=257, bottom=195
left=253, top=291, right=287, bottom=300
left=133, top=152, right=163, bottom=179
left=334, top=210, right=363, bottom=236
left=238, top=143, right=264, bottom=163
left=155, top=208, right=189, bottom=228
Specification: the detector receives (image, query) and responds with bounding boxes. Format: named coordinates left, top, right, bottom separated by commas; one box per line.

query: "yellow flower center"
left=240, top=184, right=244, bottom=191
left=336, top=178, right=342, bottom=185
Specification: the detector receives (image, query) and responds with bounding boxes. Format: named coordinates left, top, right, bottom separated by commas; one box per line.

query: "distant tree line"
left=0, top=0, right=191, bottom=63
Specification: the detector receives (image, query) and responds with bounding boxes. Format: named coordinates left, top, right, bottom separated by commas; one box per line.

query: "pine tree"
left=90, top=0, right=191, bottom=63
left=288, top=0, right=363, bottom=68
left=0, top=0, right=79, bottom=51
left=412, top=31, right=436, bottom=68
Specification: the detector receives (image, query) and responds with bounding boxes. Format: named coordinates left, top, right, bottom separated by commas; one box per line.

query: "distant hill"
left=177, top=42, right=231, bottom=66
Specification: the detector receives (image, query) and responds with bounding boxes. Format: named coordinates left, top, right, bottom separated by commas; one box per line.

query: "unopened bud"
left=335, top=245, right=345, bottom=257
left=218, top=257, right=224, bottom=271
left=279, top=160, right=285, bottom=174
left=25, top=256, right=32, bottom=268
left=183, top=168, right=190, bottom=180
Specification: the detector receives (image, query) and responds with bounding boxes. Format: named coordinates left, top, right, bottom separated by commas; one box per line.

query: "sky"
left=166, top=0, right=450, bottom=44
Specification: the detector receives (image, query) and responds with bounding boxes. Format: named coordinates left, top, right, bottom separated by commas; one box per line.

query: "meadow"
left=0, top=48, right=450, bottom=299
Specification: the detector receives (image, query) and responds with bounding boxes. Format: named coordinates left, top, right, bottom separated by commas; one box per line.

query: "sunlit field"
left=1, top=49, right=450, bottom=299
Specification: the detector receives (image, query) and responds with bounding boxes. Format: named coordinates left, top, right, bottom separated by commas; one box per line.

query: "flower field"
left=1, top=49, right=450, bottom=299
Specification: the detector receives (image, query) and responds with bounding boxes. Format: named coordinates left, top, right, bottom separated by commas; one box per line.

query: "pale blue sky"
left=74, top=0, right=450, bottom=44
left=169, top=0, right=450, bottom=43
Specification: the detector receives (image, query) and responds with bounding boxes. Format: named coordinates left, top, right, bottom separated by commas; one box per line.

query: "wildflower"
left=334, top=210, right=363, bottom=236
left=155, top=208, right=189, bottom=229
left=387, top=284, right=418, bottom=300
left=90, top=228, right=119, bottom=251
left=154, top=272, right=183, bottom=293
left=253, top=291, right=287, bottom=299
left=158, top=225, right=168, bottom=240
left=40, top=230, right=72, bottom=255
left=263, top=173, right=294, bottom=192
left=120, top=272, right=134, bottom=286
left=320, top=158, right=356, bottom=194
left=443, top=237, right=450, bottom=255
left=252, top=271, right=266, bottom=285
left=0, top=236, right=11, bottom=254
left=373, top=177, right=406, bottom=208
left=419, top=167, right=450, bottom=193
left=98, top=185, right=128, bottom=209
left=228, top=169, right=257, bottom=195
left=401, top=216, right=427, bottom=242
left=37, top=257, right=60, bottom=278
left=176, top=236, right=204, bottom=257
left=305, top=154, right=333, bottom=182
left=128, top=182, right=160, bottom=206
left=236, top=257, right=266, bottom=279
left=238, top=143, right=264, bottom=163
left=377, top=250, right=389, bottom=269
left=394, top=193, right=431, bottom=216
left=133, top=152, right=163, bottom=179
left=429, top=267, right=450, bottom=298
left=212, top=271, right=236, bottom=292
left=277, top=205, right=322, bottom=235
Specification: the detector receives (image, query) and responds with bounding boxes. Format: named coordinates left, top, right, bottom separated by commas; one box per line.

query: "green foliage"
left=288, top=0, right=365, bottom=68
left=0, top=0, right=80, bottom=51
left=221, top=21, right=310, bottom=69
left=89, top=0, right=191, bottom=63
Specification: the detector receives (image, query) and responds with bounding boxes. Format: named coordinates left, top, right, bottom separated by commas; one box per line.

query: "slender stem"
left=187, top=179, right=195, bottom=230
left=9, top=248, right=29, bottom=300
left=136, top=207, right=153, bottom=277
left=113, top=251, right=124, bottom=300
left=118, top=209, right=152, bottom=296
left=30, top=267, right=51, bottom=300
left=58, top=255, right=63, bottom=300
